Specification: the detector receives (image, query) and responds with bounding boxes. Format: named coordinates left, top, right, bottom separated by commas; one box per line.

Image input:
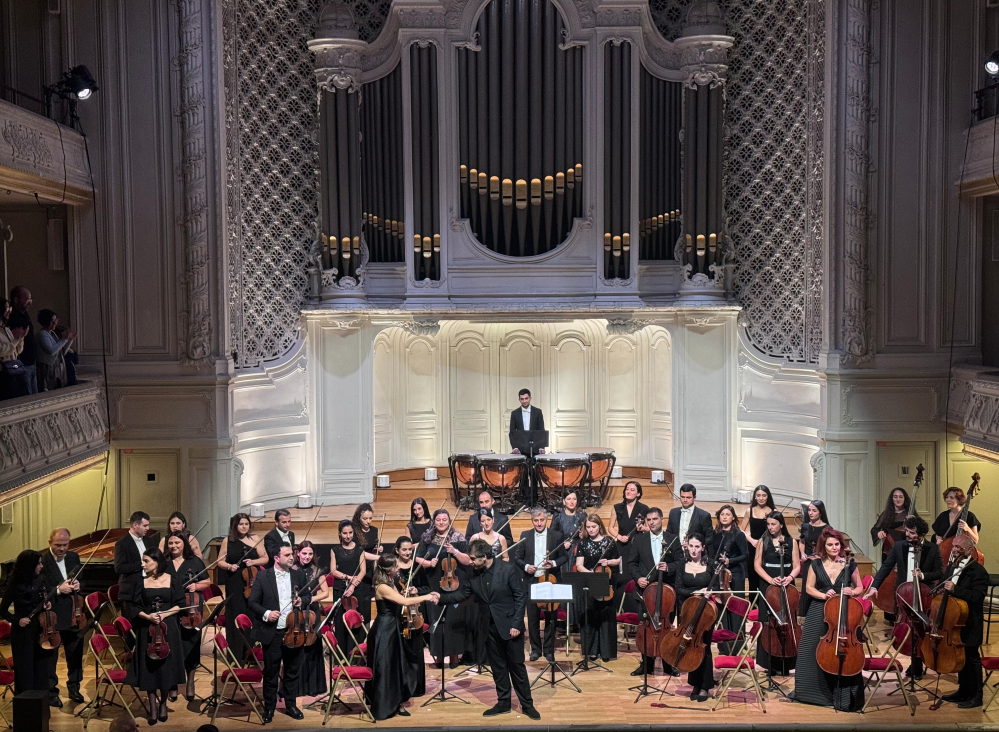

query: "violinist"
left=741, top=485, right=775, bottom=595
left=862, top=516, right=941, bottom=680
left=126, top=548, right=186, bottom=725
left=416, top=509, right=469, bottom=668
left=791, top=528, right=864, bottom=711
left=293, top=541, right=329, bottom=699
left=937, top=535, right=988, bottom=708
left=552, top=489, right=586, bottom=547
left=247, top=544, right=307, bottom=723
left=365, top=553, right=439, bottom=720
left=667, top=484, right=714, bottom=553
left=797, top=500, right=830, bottom=619
left=513, top=508, right=566, bottom=663
left=42, top=528, right=85, bottom=706
left=394, top=536, right=427, bottom=697
left=932, top=487, right=981, bottom=546
left=753, top=511, right=800, bottom=675
left=673, top=533, right=716, bottom=702
left=574, top=514, right=620, bottom=663
left=263, top=509, right=295, bottom=568
left=329, top=519, right=367, bottom=656
left=610, top=481, right=650, bottom=545
left=353, top=503, right=382, bottom=628
left=466, top=509, right=509, bottom=560
left=0, top=550, right=54, bottom=694
left=165, top=532, right=209, bottom=701
left=713, top=505, right=749, bottom=654
left=157, top=512, right=204, bottom=559
left=405, top=497, right=432, bottom=541
left=113, top=511, right=155, bottom=619
left=870, top=489, right=909, bottom=623
left=218, top=513, right=268, bottom=664
left=465, top=490, right=514, bottom=544
left=626, top=507, right=682, bottom=677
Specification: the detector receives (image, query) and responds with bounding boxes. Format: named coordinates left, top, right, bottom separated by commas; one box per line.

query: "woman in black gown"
left=932, top=486, right=982, bottom=546
left=574, top=513, right=620, bottom=662
left=610, top=482, right=648, bottom=612
left=753, top=511, right=800, bottom=675
left=365, top=553, right=439, bottom=719
left=330, top=519, right=367, bottom=654
left=406, top=498, right=432, bottom=542
left=294, top=540, right=330, bottom=698
left=217, top=513, right=267, bottom=664
left=792, top=527, right=864, bottom=711
left=553, top=490, right=586, bottom=549
left=0, top=550, right=54, bottom=694
left=713, top=505, right=749, bottom=655
left=353, top=503, right=382, bottom=627
left=157, top=511, right=204, bottom=558
left=740, top=485, right=775, bottom=596
left=797, top=500, right=829, bottom=619
left=127, top=548, right=187, bottom=725
left=394, top=536, right=428, bottom=695
left=416, top=509, right=469, bottom=668
left=164, top=532, right=209, bottom=701
left=674, top=533, right=717, bottom=702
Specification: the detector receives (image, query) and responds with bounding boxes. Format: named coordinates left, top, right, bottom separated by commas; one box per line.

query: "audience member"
left=0, top=298, right=31, bottom=399
left=54, top=324, right=78, bottom=386
left=35, top=309, right=74, bottom=392
left=7, top=286, right=36, bottom=393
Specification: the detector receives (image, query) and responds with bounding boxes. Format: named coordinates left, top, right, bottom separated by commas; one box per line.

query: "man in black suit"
left=438, top=539, right=540, bottom=720
left=863, top=515, right=943, bottom=680
left=263, top=509, right=295, bottom=568
left=113, top=511, right=154, bottom=617
left=666, top=484, right=714, bottom=553
left=43, top=528, right=85, bottom=706
left=509, top=388, right=545, bottom=505
left=465, top=490, right=514, bottom=544
left=513, top=509, right=565, bottom=662
left=248, top=544, right=307, bottom=722
left=938, top=535, right=989, bottom=708
left=627, top=507, right=683, bottom=677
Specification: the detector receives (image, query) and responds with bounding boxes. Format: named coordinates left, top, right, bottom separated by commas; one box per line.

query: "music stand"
left=510, top=429, right=549, bottom=507
left=195, top=592, right=234, bottom=712
left=563, top=572, right=612, bottom=675
left=422, top=603, right=469, bottom=706
left=529, top=583, right=580, bottom=692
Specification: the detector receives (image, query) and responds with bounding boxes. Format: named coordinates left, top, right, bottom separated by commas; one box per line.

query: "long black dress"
left=674, top=564, right=715, bottom=692
left=792, top=561, right=864, bottom=711
left=797, top=522, right=827, bottom=619
left=297, top=565, right=328, bottom=697
left=755, top=534, right=796, bottom=675
left=331, top=543, right=368, bottom=655
left=165, top=556, right=206, bottom=673
left=0, top=576, right=54, bottom=694
left=418, top=531, right=469, bottom=661
left=746, top=510, right=768, bottom=595
left=576, top=537, right=618, bottom=661
left=396, top=564, right=426, bottom=696
left=407, top=520, right=431, bottom=542
left=126, top=580, right=187, bottom=692
left=714, top=528, right=749, bottom=655
left=223, top=539, right=256, bottom=663
left=365, top=594, right=421, bottom=720
left=356, top=527, right=380, bottom=625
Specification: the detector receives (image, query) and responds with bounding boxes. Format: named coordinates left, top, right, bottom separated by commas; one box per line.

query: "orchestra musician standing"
left=465, top=490, right=514, bottom=544
left=674, top=533, right=717, bottom=702
left=713, top=505, right=749, bottom=655
left=42, top=528, right=85, bottom=706
left=113, top=511, right=155, bottom=619
left=937, top=535, right=989, bottom=708
left=164, top=532, right=209, bottom=701
left=157, top=512, right=204, bottom=559
left=509, top=388, right=545, bottom=505
left=610, top=481, right=649, bottom=611
left=870, top=488, right=911, bottom=623
left=329, top=519, right=368, bottom=655
left=406, top=498, right=432, bottom=542
left=416, top=509, right=470, bottom=668
left=574, top=514, right=620, bottom=663
left=292, top=541, right=330, bottom=699
left=217, top=513, right=268, bottom=664
left=393, top=536, right=428, bottom=696
left=353, top=503, right=382, bottom=628
left=740, top=485, right=775, bottom=595
left=932, top=487, right=981, bottom=546
left=796, top=500, right=829, bottom=619
left=513, top=508, right=566, bottom=663
left=754, top=511, right=800, bottom=675
left=263, top=509, right=295, bottom=568
left=667, top=484, right=714, bottom=553
left=0, top=550, right=55, bottom=694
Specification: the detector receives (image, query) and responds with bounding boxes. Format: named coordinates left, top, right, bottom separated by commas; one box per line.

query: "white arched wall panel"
left=648, top=328, right=673, bottom=468
left=450, top=333, right=492, bottom=453
left=374, top=335, right=394, bottom=471
left=605, top=336, right=639, bottom=462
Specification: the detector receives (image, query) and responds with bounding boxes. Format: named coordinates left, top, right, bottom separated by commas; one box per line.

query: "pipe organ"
left=307, top=0, right=733, bottom=303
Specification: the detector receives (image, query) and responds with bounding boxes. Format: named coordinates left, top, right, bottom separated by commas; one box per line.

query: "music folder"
left=530, top=583, right=574, bottom=602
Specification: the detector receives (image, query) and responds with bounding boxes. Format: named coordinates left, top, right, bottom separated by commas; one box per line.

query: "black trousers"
left=11, top=627, right=54, bottom=695
left=526, top=594, right=559, bottom=657
left=48, top=629, right=84, bottom=694
left=486, top=622, right=533, bottom=710
left=957, top=644, right=982, bottom=699
left=261, top=635, right=302, bottom=710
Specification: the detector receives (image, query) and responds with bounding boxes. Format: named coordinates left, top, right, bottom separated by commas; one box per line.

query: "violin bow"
left=495, top=537, right=527, bottom=559
left=643, top=534, right=680, bottom=581
left=184, top=523, right=268, bottom=587
left=377, top=511, right=387, bottom=550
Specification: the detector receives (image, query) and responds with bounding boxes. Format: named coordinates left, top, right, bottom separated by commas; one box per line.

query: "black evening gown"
left=755, top=535, right=796, bottom=675
left=332, top=544, right=368, bottom=655
left=931, top=510, right=981, bottom=544
left=166, top=557, right=206, bottom=672
left=797, top=522, right=827, bottom=619
left=297, top=566, right=328, bottom=697
left=365, top=595, right=420, bottom=720
left=356, top=527, right=380, bottom=625
left=396, top=567, right=426, bottom=696
left=418, top=535, right=469, bottom=660
left=0, top=577, right=55, bottom=694
left=746, top=512, right=768, bottom=595
left=127, top=581, right=188, bottom=692
left=792, top=562, right=865, bottom=711
left=674, top=565, right=715, bottom=692
left=223, top=539, right=255, bottom=663
left=576, top=537, right=618, bottom=661
left=714, top=529, right=748, bottom=656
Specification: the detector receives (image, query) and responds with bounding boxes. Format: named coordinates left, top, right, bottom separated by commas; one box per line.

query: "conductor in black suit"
left=248, top=544, right=307, bottom=722
left=666, top=484, right=714, bottom=552
left=509, top=388, right=545, bottom=506
left=438, top=539, right=541, bottom=720
left=513, top=509, right=566, bottom=662
left=43, top=528, right=85, bottom=705
left=263, top=509, right=295, bottom=568
left=113, top=511, right=155, bottom=618
left=938, top=535, right=989, bottom=708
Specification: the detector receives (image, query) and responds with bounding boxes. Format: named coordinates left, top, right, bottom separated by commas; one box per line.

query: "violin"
left=146, top=596, right=171, bottom=661
left=397, top=570, right=425, bottom=640
left=283, top=583, right=319, bottom=648
left=922, top=557, right=969, bottom=684
left=875, top=464, right=924, bottom=616
left=938, top=473, right=985, bottom=565
left=815, top=553, right=864, bottom=677
left=242, top=565, right=259, bottom=599
left=35, top=584, right=62, bottom=651
left=594, top=515, right=644, bottom=601
left=429, top=509, right=463, bottom=592
left=892, top=538, right=931, bottom=658
left=181, top=569, right=204, bottom=630
left=635, top=536, right=677, bottom=659
left=760, top=540, right=801, bottom=660
left=658, top=545, right=726, bottom=672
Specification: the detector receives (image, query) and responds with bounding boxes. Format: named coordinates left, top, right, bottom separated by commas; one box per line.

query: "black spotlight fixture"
left=45, top=65, right=99, bottom=130
left=986, top=50, right=999, bottom=77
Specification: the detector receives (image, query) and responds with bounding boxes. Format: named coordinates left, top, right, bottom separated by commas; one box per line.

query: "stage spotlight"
left=64, top=65, right=99, bottom=100
left=986, top=51, right=999, bottom=76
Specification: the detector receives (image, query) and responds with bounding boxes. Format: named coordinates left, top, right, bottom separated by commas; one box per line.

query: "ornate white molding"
left=309, top=2, right=367, bottom=93
left=674, top=36, right=733, bottom=89
left=605, top=318, right=653, bottom=336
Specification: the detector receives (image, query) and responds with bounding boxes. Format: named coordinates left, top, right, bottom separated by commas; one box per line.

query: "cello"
left=658, top=544, right=727, bottom=673
left=283, top=581, right=321, bottom=648
left=892, top=538, right=932, bottom=658
left=922, top=555, right=969, bottom=685
left=874, top=465, right=924, bottom=616
left=815, top=552, right=864, bottom=677
left=635, top=536, right=678, bottom=659
left=760, top=540, right=801, bottom=662
left=938, top=473, right=984, bottom=565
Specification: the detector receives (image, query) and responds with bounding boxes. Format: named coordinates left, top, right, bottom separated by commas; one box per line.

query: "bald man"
left=42, top=528, right=84, bottom=705
left=938, top=535, right=989, bottom=708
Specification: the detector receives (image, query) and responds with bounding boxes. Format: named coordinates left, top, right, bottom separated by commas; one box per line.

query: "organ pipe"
left=319, top=87, right=362, bottom=280
left=361, top=64, right=404, bottom=263
left=410, top=43, right=441, bottom=281
left=603, top=41, right=631, bottom=280
left=639, top=67, right=682, bottom=262
left=681, top=83, right=725, bottom=276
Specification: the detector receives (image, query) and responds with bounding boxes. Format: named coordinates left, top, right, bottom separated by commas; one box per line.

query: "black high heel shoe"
left=158, top=700, right=169, bottom=722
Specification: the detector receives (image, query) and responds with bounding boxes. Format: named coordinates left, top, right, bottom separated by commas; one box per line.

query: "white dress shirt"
left=277, top=528, right=292, bottom=546
left=521, top=407, right=531, bottom=431
left=50, top=549, right=68, bottom=581
left=679, top=507, right=693, bottom=541
left=650, top=530, right=663, bottom=568
left=949, top=557, right=971, bottom=586
left=533, top=529, right=547, bottom=577
left=275, top=568, right=293, bottom=629
left=905, top=545, right=915, bottom=583
left=131, top=531, right=147, bottom=557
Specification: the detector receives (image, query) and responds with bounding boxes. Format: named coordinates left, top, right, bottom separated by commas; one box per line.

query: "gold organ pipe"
left=515, top=179, right=527, bottom=209
left=544, top=176, right=554, bottom=200
left=501, top=178, right=513, bottom=206
left=433, top=234, right=441, bottom=253
left=530, top=178, right=542, bottom=205
left=489, top=176, right=500, bottom=200
left=604, top=233, right=612, bottom=251
left=622, top=233, right=630, bottom=252
left=470, top=168, right=478, bottom=188
left=696, top=234, right=705, bottom=256
left=478, top=172, right=488, bottom=193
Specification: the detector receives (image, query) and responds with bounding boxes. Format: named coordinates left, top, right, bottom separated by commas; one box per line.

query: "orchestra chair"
left=111, top=617, right=137, bottom=666
left=211, top=634, right=264, bottom=725
left=856, top=597, right=877, bottom=657
left=860, top=624, right=913, bottom=715
left=0, top=659, right=14, bottom=728
left=981, top=651, right=999, bottom=711
left=711, top=594, right=755, bottom=651
left=0, top=621, right=12, bottom=671
left=200, top=585, right=224, bottom=643
left=235, top=614, right=264, bottom=670
left=106, top=584, right=123, bottom=617
left=711, top=620, right=766, bottom=713
left=84, top=592, right=121, bottom=655
left=321, top=627, right=374, bottom=725
left=78, top=634, right=141, bottom=728
left=342, top=609, right=369, bottom=665
left=984, top=574, right=999, bottom=644
left=616, top=580, right=641, bottom=651
left=320, top=574, right=337, bottom=613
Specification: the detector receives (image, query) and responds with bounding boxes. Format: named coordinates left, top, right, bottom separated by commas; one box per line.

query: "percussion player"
left=509, top=388, right=545, bottom=505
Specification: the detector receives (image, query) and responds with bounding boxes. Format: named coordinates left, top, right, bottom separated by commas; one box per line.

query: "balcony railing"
left=0, top=384, right=108, bottom=500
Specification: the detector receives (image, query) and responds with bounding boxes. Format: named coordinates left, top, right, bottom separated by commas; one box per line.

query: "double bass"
left=922, top=557, right=969, bottom=681
left=635, top=536, right=678, bottom=659
left=874, top=464, right=924, bottom=615
left=760, top=540, right=801, bottom=662
left=815, top=552, right=864, bottom=677
left=938, top=473, right=984, bottom=565
left=658, top=545, right=727, bottom=672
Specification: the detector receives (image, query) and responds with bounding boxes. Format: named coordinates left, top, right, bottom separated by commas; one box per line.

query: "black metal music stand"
left=886, top=594, right=936, bottom=698
left=530, top=583, right=580, bottom=692
left=564, top=573, right=612, bottom=675
left=196, top=592, right=234, bottom=712
left=422, top=603, right=469, bottom=706
left=510, top=429, right=548, bottom=507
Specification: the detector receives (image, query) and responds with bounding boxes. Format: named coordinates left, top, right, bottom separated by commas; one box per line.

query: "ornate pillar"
left=674, top=1, right=733, bottom=298
left=308, top=1, right=368, bottom=297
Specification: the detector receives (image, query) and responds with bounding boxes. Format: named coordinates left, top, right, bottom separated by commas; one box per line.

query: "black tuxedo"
left=509, top=406, right=545, bottom=435
left=871, top=539, right=944, bottom=591
left=465, top=511, right=514, bottom=545
left=666, top=506, right=714, bottom=551
left=263, top=527, right=295, bottom=568
left=627, top=530, right=683, bottom=586
left=513, top=528, right=566, bottom=657
left=247, top=566, right=308, bottom=709
left=113, top=532, right=156, bottom=613
left=440, top=559, right=534, bottom=711
left=41, top=550, right=84, bottom=697
left=951, top=559, right=989, bottom=699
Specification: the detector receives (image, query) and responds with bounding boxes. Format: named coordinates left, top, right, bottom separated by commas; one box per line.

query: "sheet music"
left=530, top=583, right=573, bottom=601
